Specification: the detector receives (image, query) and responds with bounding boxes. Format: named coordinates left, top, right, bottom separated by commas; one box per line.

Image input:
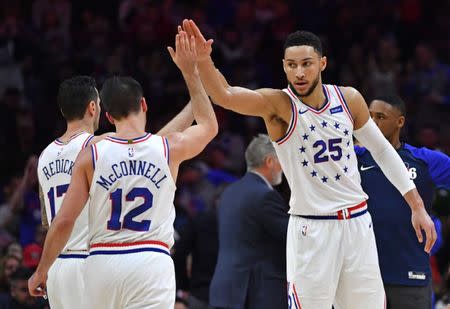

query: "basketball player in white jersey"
left=180, top=20, right=437, bottom=309
left=37, top=76, right=195, bottom=308
left=37, top=76, right=100, bottom=309
left=29, top=31, right=218, bottom=308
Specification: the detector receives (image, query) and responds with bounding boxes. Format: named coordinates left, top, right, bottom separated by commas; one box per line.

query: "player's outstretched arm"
left=344, top=87, right=437, bottom=253
left=85, top=132, right=114, bottom=147
left=166, top=31, right=218, bottom=177
left=181, top=19, right=278, bottom=119
left=28, top=148, right=92, bottom=297
left=157, top=101, right=194, bottom=136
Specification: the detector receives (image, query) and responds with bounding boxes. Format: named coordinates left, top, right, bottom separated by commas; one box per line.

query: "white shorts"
left=47, top=254, right=87, bottom=309
left=84, top=250, right=175, bottom=309
left=287, top=212, right=385, bottom=309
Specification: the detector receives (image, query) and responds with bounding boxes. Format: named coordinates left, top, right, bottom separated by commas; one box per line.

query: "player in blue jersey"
left=356, top=95, right=450, bottom=309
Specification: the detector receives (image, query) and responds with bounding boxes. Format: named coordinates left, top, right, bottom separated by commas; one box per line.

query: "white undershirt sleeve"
left=353, top=118, right=416, bottom=195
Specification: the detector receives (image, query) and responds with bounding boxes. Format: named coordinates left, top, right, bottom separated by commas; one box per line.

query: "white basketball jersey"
left=88, top=133, right=176, bottom=249
left=273, top=84, right=368, bottom=215
left=38, top=132, right=93, bottom=252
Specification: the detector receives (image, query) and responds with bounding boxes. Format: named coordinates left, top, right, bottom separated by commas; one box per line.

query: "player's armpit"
left=157, top=102, right=194, bottom=136
left=165, top=123, right=217, bottom=173
left=339, top=86, right=370, bottom=130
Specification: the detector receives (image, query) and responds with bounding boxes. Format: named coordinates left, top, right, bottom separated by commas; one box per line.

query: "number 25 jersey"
left=88, top=133, right=176, bottom=249
left=273, top=85, right=368, bottom=215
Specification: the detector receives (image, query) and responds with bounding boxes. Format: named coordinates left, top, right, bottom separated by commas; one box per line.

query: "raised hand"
left=181, top=19, right=213, bottom=62
left=168, top=31, right=197, bottom=75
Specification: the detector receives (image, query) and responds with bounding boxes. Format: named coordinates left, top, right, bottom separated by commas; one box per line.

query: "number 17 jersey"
left=38, top=132, right=93, bottom=252
left=88, top=133, right=176, bottom=250
left=273, top=85, right=368, bottom=215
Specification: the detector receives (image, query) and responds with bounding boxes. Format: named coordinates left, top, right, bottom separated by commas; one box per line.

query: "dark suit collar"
left=246, top=171, right=272, bottom=189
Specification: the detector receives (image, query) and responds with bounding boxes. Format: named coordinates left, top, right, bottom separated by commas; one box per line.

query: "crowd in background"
left=0, top=0, right=449, bottom=308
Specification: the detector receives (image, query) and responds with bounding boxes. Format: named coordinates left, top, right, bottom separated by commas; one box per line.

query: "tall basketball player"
left=181, top=20, right=437, bottom=309
left=29, top=32, right=217, bottom=308
left=37, top=76, right=100, bottom=309
left=37, top=75, right=195, bottom=308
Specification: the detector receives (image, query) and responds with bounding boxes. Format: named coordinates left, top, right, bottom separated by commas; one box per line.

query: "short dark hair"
left=10, top=267, right=33, bottom=282
left=372, top=95, right=406, bottom=116
left=57, top=76, right=98, bottom=121
left=284, top=31, right=323, bottom=56
left=100, top=76, right=143, bottom=119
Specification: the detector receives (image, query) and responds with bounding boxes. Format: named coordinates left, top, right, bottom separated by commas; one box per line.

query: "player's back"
left=88, top=133, right=176, bottom=255
left=38, top=132, right=93, bottom=253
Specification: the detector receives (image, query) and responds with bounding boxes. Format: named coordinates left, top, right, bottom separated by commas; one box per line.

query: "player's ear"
left=320, top=56, right=327, bottom=71
left=141, top=97, right=148, bottom=113
left=282, top=59, right=288, bottom=74
left=87, top=100, right=96, bottom=116
left=105, top=112, right=115, bottom=125
left=398, top=115, right=405, bottom=129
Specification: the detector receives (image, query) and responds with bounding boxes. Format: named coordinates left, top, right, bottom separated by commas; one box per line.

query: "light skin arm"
left=343, top=86, right=437, bottom=252
left=181, top=20, right=284, bottom=119
left=85, top=132, right=114, bottom=147
left=38, top=184, right=49, bottom=230
left=166, top=31, right=218, bottom=179
left=157, top=102, right=194, bottom=136
left=28, top=148, right=92, bottom=297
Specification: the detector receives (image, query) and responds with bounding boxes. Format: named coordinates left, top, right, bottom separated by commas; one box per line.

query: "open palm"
left=168, top=31, right=197, bottom=75
left=181, top=19, right=213, bottom=62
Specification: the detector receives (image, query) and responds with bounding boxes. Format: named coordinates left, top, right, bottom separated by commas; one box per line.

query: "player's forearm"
left=182, top=70, right=218, bottom=135
left=197, top=58, right=233, bottom=108
left=157, top=101, right=194, bottom=136
left=36, top=217, right=74, bottom=274
left=403, top=188, right=426, bottom=211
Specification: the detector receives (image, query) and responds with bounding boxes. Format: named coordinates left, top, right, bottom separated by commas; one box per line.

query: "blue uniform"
left=356, top=143, right=450, bottom=286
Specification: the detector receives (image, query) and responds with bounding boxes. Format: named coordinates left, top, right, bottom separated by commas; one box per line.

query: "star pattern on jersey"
left=296, top=118, right=354, bottom=185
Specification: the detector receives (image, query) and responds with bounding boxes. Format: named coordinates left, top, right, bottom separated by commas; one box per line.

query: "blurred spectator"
left=6, top=243, right=23, bottom=262
left=0, top=267, right=48, bottom=309
left=22, top=226, right=45, bottom=270
left=0, top=254, right=21, bottom=294
left=405, top=44, right=450, bottom=106
left=436, top=265, right=450, bottom=309
left=174, top=185, right=227, bottom=309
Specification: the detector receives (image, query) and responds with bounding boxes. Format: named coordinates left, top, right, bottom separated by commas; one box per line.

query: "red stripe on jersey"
left=91, top=240, right=169, bottom=249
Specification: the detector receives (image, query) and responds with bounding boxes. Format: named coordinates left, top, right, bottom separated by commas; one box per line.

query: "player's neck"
left=299, top=84, right=326, bottom=110
left=390, top=134, right=402, bottom=150
left=389, top=136, right=402, bottom=150
left=62, top=121, right=93, bottom=140
left=113, top=116, right=146, bottom=139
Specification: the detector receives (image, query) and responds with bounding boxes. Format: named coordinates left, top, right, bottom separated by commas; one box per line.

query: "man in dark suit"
left=210, top=134, right=289, bottom=309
